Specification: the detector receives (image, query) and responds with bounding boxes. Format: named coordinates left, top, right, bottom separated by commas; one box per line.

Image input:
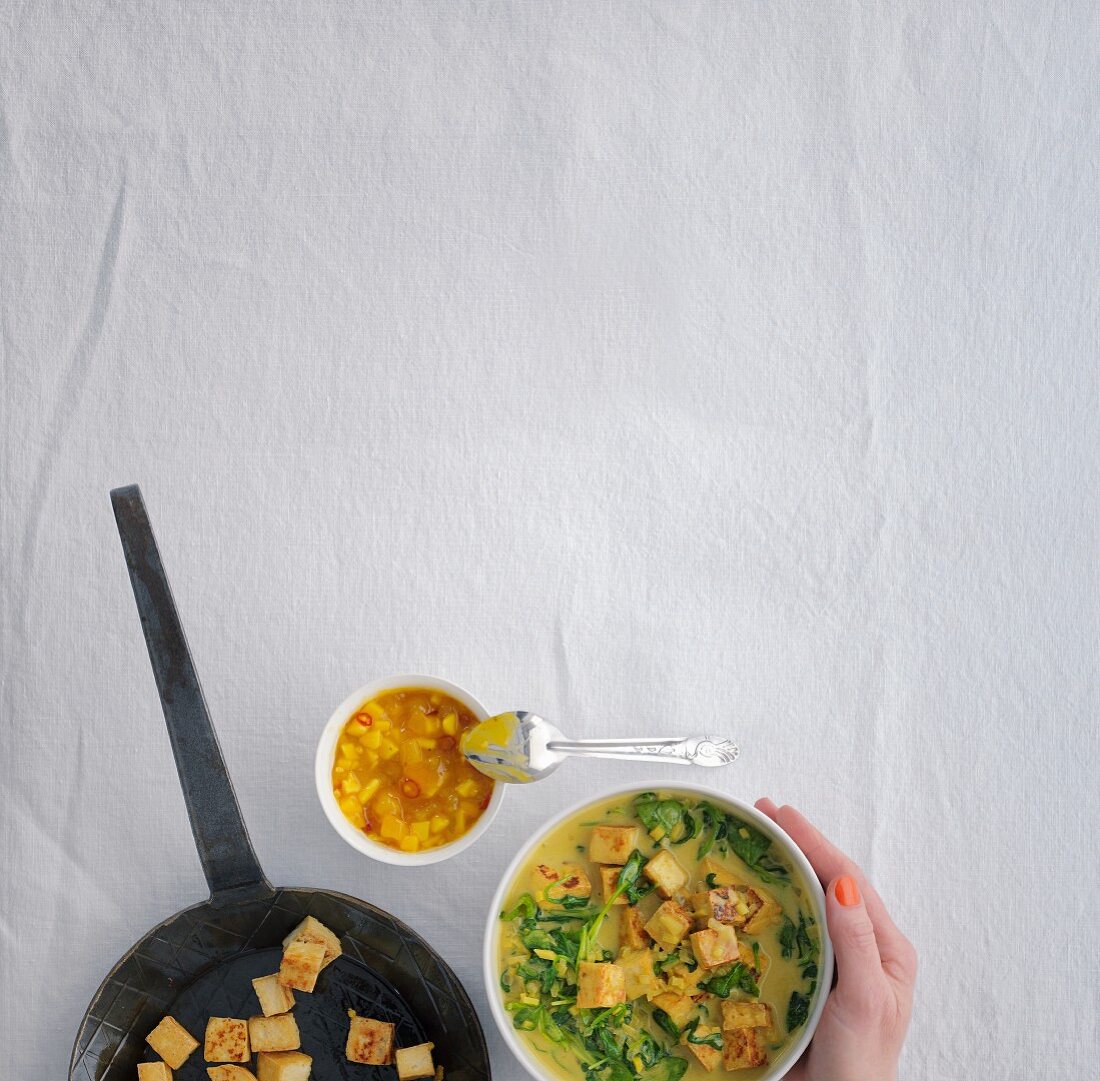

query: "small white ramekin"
left=315, top=673, right=505, bottom=866
left=483, top=781, right=834, bottom=1081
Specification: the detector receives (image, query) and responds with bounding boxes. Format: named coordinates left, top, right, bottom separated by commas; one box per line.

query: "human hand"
left=756, top=799, right=917, bottom=1081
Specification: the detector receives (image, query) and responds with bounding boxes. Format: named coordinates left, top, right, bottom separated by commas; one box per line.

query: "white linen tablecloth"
left=1, top=2, right=1097, bottom=1078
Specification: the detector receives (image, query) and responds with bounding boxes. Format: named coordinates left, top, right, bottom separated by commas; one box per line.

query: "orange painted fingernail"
left=836, top=876, right=860, bottom=907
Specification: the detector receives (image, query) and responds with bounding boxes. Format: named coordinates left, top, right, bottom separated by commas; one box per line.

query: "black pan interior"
left=72, top=887, right=488, bottom=1081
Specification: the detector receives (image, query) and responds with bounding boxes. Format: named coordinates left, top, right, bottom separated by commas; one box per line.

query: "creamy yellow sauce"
left=495, top=791, right=821, bottom=1081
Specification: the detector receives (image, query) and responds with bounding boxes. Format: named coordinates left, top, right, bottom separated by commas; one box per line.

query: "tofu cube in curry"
left=691, top=887, right=747, bottom=928
left=346, top=1015, right=395, bottom=1065
left=137, top=1065, right=173, bottom=1081
left=278, top=940, right=326, bottom=993
left=281, top=915, right=342, bottom=969
left=204, top=1017, right=250, bottom=1063
left=722, top=1027, right=769, bottom=1071
left=588, top=824, right=638, bottom=865
left=644, top=899, right=693, bottom=950
left=532, top=862, right=591, bottom=905
left=682, top=1024, right=722, bottom=1072
left=252, top=973, right=295, bottom=1017
left=616, top=947, right=661, bottom=999
left=207, top=1068, right=258, bottom=1081
left=698, top=856, right=737, bottom=888
left=395, top=1042, right=436, bottom=1080
left=255, top=1050, right=312, bottom=1081
left=599, top=865, right=625, bottom=905
left=247, top=1014, right=300, bottom=1053
left=650, top=989, right=697, bottom=1030
left=644, top=850, right=688, bottom=898
left=721, top=1001, right=773, bottom=1031
left=620, top=905, right=651, bottom=949
left=690, top=921, right=741, bottom=969
left=576, top=961, right=627, bottom=1008
left=146, top=1016, right=199, bottom=1070
left=739, top=939, right=770, bottom=979
left=741, top=886, right=783, bottom=935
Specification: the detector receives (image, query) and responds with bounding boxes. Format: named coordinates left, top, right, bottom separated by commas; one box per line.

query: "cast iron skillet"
left=69, top=485, right=491, bottom=1080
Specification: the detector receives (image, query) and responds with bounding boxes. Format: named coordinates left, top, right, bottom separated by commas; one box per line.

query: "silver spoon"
left=462, top=711, right=740, bottom=783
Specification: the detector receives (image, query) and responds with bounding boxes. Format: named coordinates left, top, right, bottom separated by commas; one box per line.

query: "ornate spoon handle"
left=546, top=735, right=740, bottom=767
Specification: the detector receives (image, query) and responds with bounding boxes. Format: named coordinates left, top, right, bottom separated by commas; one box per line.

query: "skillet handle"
left=111, top=485, right=273, bottom=905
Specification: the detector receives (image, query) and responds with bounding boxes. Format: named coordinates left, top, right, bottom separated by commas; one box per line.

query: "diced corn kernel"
left=411, top=821, right=431, bottom=841
left=363, top=729, right=382, bottom=750
left=399, top=834, right=420, bottom=852
left=429, top=815, right=449, bottom=835
left=380, top=814, right=406, bottom=841
left=379, top=738, right=399, bottom=760
left=441, top=712, right=459, bottom=736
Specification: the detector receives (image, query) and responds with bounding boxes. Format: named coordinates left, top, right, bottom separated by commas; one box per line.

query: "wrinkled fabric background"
left=1, top=2, right=1098, bottom=1078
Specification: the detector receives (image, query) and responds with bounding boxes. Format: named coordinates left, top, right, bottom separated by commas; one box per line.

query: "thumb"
left=825, top=875, right=887, bottom=1017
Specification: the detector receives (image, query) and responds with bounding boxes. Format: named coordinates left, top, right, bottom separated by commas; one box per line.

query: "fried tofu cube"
left=207, top=1068, right=258, bottom=1081
left=691, top=888, right=747, bottom=929
left=620, top=905, right=651, bottom=949
left=742, top=887, right=783, bottom=935
left=651, top=990, right=697, bottom=1030
left=721, top=1001, right=773, bottom=1030
left=204, top=1018, right=250, bottom=1063
left=282, top=915, right=341, bottom=969
left=617, top=947, right=662, bottom=1000
left=530, top=863, right=592, bottom=906
left=278, top=940, right=326, bottom=993
left=644, top=850, right=688, bottom=898
left=644, top=900, right=693, bottom=950
left=588, top=825, right=638, bottom=865
left=138, top=1065, right=173, bottom=1081
left=346, top=1015, right=395, bottom=1065
left=722, top=1027, right=768, bottom=1070
left=682, top=1024, right=722, bottom=1072
left=146, top=1017, right=199, bottom=1070
left=599, top=865, right=626, bottom=905
left=252, top=974, right=295, bottom=1017
left=255, top=1050, right=312, bottom=1081
left=395, top=1042, right=436, bottom=1080
left=690, top=921, right=741, bottom=969
left=576, top=961, right=627, bottom=1008
left=248, top=1014, right=300, bottom=1053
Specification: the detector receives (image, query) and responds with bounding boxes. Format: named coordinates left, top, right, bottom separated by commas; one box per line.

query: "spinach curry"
left=496, top=791, right=821, bottom=1080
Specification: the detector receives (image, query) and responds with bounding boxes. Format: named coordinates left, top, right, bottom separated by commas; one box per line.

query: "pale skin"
left=755, top=799, right=917, bottom=1081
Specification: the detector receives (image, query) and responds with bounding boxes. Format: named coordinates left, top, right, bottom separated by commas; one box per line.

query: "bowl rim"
left=482, top=780, right=834, bottom=1081
left=314, top=672, right=505, bottom=866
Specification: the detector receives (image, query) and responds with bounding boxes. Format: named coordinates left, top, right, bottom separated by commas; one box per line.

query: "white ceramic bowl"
left=315, top=673, right=505, bottom=866
left=484, top=780, right=834, bottom=1081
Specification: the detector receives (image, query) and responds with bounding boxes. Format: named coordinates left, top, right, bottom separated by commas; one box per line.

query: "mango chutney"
left=332, top=686, right=495, bottom=852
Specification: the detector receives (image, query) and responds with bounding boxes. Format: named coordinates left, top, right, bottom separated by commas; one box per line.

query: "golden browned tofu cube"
left=346, top=1015, right=395, bottom=1065
left=741, top=887, right=783, bottom=935
left=698, top=856, right=736, bottom=888
left=721, top=1001, right=773, bottom=1030
left=207, top=1068, right=258, bottom=1081
left=138, top=1065, right=173, bottom=1081
left=650, top=990, right=697, bottom=1030
left=255, top=1050, right=312, bottom=1081
left=738, top=939, right=770, bottom=979
left=690, top=921, right=741, bottom=969
left=395, top=1042, right=436, bottom=1080
left=278, top=940, right=326, bottom=993
left=248, top=1014, right=301, bottom=1053
left=282, top=915, right=342, bottom=969
left=682, top=1024, right=722, bottom=1072
left=644, top=850, right=688, bottom=898
left=616, top=947, right=661, bottom=1000
left=204, top=1017, right=250, bottom=1063
left=530, top=863, right=592, bottom=906
left=252, top=974, right=295, bottom=1017
left=643, top=900, right=693, bottom=950
left=576, top=961, right=627, bottom=1008
left=599, top=865, right=625, bottom=905
left=588, top=825, right=638, bottom=865
left=620, top=905, right=651, bottom=949
left=146, top=1017, right=199, bottom=1070
left=691, top=888, right=747, bottom=929
left=722, top=1027, right=768, bottom=1070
